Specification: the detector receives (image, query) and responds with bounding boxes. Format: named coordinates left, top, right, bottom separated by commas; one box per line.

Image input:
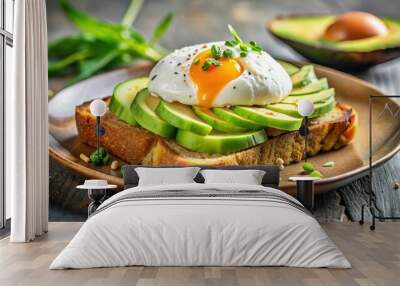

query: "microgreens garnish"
left=200, top=25, right=264, bottom=72
left=226, top=24, right=264, bottom=55
left=228, top=24, right=243, bottom=44
left=202, top=58, right=222, bottom=71
left=225, top=40, right=237, bottom=47
left=239, top=44, right=249, bottom=52
left=223, top=49, right=233, bottom=58
left=211, top=45, right=222, bottom=59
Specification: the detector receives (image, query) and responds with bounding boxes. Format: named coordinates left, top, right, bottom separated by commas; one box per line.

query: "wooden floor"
left=0, top=223, right=399, bottom=286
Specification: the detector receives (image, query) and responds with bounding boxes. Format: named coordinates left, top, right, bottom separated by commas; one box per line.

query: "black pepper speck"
left=151, top=74, right=158, bottom=81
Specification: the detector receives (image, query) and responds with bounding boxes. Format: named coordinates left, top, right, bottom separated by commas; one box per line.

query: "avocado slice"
left=176, top=129, right=268, bottom=154
left=291, top=65, right=317, bottom=88
left=232, top=106, right=303, bottom=131
left=310, top=97, right=336, bottom=118
left=193, top=106, right=248, bottom=133
left=268, top=15, right=400, bottom=70
left=109, top=77, right=149, bottom=125
left=277, top=60, right=300, bottom=75
left=266, top=96, right=335, bottom=118
left=130, top=89, right=176, bottom=138
left=156, top=100, right=212, bottom=136
left=290, top=78, right=329, bottom=96
left=282, top=88, right=334, bottom=104
left=212, top=107, right=264, bottom=130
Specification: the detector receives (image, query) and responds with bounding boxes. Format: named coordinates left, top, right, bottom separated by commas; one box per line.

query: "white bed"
left=50, top=180, right=350, bottom=269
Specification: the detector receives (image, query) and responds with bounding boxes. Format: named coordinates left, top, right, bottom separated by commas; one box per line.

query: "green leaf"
left=49, top=0, right=174, bottom=82
left=48, top=33, right=94, bottom=58
left=149, top=12, right=174, bottom=45
left=59, top=0, right=163, bottom=62
left=48, top=50, right=91, bottom=76
left=121, top=0, right=144, bottom=27
left=60, top=0, right=144, bottom=42
left=69, top=49, right=120, bottom=84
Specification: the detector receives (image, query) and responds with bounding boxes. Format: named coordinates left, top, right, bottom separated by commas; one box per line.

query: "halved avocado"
left=266, top=96, right=335, bottom=118
left=156, top=100, right=212, bottom=136
left=109, top=77, right=149, bottom=125
left=290, top=78, right=329, bottom=96
left=282, top=88, right=334, bottom=104
left=268, top=15, right=400, bottom=70
left=175, top=129, right=268, bottom=154
left=130, top=89, right=176, bottom=138
left=277, top=60, right=299, bottom=75
left=212, top=107, right=264, bottom=130
left=193, top=106, right=248, bottom=133
left=291, top=65, right=317, bottom=88
left=232, top=106, right=303, bottom=131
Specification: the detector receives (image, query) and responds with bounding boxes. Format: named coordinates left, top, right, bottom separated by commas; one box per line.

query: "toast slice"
left=76, top=98, right=356, bottom=166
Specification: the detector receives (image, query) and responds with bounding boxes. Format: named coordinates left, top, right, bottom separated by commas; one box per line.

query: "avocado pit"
left=323, top=11, right=389, bottom=42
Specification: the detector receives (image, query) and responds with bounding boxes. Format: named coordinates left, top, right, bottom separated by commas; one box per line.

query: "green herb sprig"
left=48, top=0, right=174, bottom=85
left=225, top=24, right=264, bottom=55
left=202, top=44, right=223, bottom=71
left=90, top=147, right=109, bottom=166
left=202, top=57, right=222, bottom=71
left=199, top=25, right=264, bottom=71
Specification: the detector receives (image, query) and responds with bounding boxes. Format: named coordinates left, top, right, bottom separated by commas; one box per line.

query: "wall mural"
left=47, top=0, right=400, bottom=219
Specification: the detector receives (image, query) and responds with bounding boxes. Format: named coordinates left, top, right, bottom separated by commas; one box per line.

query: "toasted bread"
left=76, top=98, right=356, bottom=166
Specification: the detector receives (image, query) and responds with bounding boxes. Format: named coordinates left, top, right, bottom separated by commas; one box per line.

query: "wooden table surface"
left=2, top=222, right=400, bottom=286
left=47, top=0, right=400, bottom=222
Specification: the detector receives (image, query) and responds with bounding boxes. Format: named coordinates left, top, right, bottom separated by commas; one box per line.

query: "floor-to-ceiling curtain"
left=7, top=0, right=48, bottom=242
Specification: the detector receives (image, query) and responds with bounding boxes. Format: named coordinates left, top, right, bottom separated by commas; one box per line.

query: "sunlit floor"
left=0, top=222, right=399, bottom=286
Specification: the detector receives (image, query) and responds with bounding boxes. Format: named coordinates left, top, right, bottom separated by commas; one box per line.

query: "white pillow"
left=135, top=167, right=200, bottom=186
left=200, top=169, right=266, bottom=185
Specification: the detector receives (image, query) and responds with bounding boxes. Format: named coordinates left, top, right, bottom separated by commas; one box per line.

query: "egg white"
left=148, top=42, right=292, bottom=107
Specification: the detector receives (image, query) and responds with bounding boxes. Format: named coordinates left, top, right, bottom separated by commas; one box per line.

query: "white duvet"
left=50, top=183, right=350, bottom=269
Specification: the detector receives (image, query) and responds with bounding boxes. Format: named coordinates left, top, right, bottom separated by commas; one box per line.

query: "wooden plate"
left=49, top=61, right=400, bottom=195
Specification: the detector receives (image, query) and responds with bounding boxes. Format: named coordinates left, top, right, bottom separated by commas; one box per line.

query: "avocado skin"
left=268, top=15, right=400, bottom=71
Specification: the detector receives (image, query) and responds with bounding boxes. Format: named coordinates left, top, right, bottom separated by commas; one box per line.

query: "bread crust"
left=75, top=99, right=355, bottom=166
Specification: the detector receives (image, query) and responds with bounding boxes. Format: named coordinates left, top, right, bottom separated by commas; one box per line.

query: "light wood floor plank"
left=0, top=222, right=399, bottom=286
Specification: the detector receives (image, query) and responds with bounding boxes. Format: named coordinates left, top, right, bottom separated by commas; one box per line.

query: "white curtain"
left=7, top=0, right=49, bottom=242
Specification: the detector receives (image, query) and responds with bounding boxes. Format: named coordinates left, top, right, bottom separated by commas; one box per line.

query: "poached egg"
left=148, top=42, right=292, bottom=108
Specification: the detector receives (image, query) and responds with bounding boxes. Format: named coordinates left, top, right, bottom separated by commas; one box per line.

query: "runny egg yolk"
left=190, top=49, right=243, bottom=107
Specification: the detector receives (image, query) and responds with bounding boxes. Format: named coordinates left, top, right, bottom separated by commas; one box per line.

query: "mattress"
left=50, top=183, right=350, bottom=269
